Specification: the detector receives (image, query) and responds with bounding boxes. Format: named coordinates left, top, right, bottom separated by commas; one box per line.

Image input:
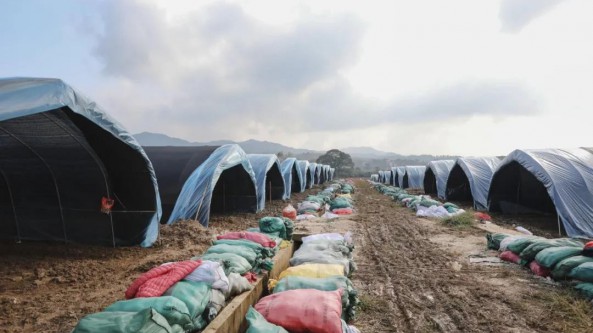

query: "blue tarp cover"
left=0, top=77, right=161, bottom=247
left=247, top=154, right=284, bottom=212
left=426, top=160, right=455, bottom=199
left=490, top=148, right=593, bottom=238
left=296, top=160, right=311, bottom=191
left=281, top=158, right=303, bottom=199
left=168, top=144, right=257, bottom=226
left=395, top=167, right=406, bottom=187
left=404, top=166, right=426, bottom=189
left=450, top=157, right=501, bottom=210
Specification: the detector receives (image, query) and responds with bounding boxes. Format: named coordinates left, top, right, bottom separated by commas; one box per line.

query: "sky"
left=1, top=0, right=592, bottom=156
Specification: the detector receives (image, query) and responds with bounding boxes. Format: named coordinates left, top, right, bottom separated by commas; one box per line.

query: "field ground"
left=1, top=179, right=592, bottom=333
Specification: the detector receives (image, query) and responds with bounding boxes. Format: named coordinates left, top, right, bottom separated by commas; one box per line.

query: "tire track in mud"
left=351, top=180, right=541, bottom=333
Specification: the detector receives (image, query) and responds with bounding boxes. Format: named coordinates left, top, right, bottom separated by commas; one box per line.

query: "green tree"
left=316, top=149, right=355, bottom=177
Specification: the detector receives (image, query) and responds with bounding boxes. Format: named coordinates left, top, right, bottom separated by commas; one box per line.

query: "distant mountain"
left=342, top=146, right=402, bottom=158
left=134, top=132, right=195, bottom=146
left=134, top=132, right=319, bottom=154
left=134, top=132, right=459, bottom=174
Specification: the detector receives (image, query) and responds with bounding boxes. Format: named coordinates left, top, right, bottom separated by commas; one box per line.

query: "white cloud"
left=82, top=0, right=593, bottom=154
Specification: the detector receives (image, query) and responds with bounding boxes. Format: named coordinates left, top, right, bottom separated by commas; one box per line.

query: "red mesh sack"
left=500, top=251, right=521, bottom=264
left=282, top=204, right=297, bottom=220
left=474, top=212, right=492, bottom=221
left=216, top=231, right=277, bottom=248
left=332, top=208, right=353, bottom=215
left=255, top=289, right=343, bottom=333
left=529, top=261, right=551, bottom=277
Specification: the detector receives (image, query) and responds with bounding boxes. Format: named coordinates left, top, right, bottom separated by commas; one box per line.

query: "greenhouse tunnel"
left=423, top=168, right=438, bottom=196
left=445, top=164, right=474, bottom=203
left=0, top=77, right=160, bottom=247
left=144, top=146, right=257, bottom=224
left=489, top=161, right=557, bottom=216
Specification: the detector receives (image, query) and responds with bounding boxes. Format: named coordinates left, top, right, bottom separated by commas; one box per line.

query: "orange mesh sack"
left=254, top=288, right=343, bottom=333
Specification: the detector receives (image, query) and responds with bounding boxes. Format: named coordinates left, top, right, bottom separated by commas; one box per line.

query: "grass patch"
left=538, top=290, right=593, bottom=333
left=357, top=294, right=388, bottom=313
left=440, top=212, right=474, bottom=228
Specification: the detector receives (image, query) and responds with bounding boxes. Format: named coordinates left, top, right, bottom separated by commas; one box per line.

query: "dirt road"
left=351, top=179, right=593, bottom=333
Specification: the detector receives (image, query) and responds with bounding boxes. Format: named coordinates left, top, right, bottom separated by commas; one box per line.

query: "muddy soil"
left=0, top=186, right=316, bottom=333
left=350, top=180, right=593, bottom=333
left=2, top=180, right=592, bottom=333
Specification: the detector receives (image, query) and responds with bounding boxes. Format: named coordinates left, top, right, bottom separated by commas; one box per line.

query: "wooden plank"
left=202, top=242, right=294, bottom=333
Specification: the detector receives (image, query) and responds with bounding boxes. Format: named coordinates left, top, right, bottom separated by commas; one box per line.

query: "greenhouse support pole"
left=0, top=169, right=20, bottom=242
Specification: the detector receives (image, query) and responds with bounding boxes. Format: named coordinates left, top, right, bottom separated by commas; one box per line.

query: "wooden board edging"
left=202, top=242, right=294, bottom=333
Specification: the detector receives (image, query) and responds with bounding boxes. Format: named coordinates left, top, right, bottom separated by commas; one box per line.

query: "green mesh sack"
left=574, top=283, right=593, bottom=300
left=306, top=196, right=326, bottom=205
left=272, top=275, right=358, bottom=321
left=341, top=184, right=354, bottom=193
left=330, top=197, right=352, bottom=210
left=486, top=233, right=510, bottom=250
left=245, top=306, right=289, bottom=333
left=104, top=296, right=192, bottom=330
left=200, top=252, right=253, bottom=275
left=442, top=202, right=459, bottom=210
left=506, top=236, right=544, bottom=254
left=163, top=281, right=211, bottom=331
left=418, top=199, right=440, bottom=208
left=550, top=256, right=593, bottom=280
left=396, top=194, right=412, bottom=201
left=282, top=217, right=294, bottom=240
left=568, top=262, right=593, bottom=283
left=535, top=246, right=583, bottom=269
left=72, top=308, right=183, bottom=333
left=204, top=244, right=260, bottom=266
left=520, top=239, right=584, bottom=262
left=259, top=217, right=287, bottom=240
left=213, top=239, right=276, bottom=258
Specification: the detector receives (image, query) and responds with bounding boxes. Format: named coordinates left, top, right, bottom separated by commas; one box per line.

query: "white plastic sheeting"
left=425, top=160, right=456, bottom=199
left=281, top=157, right=303, bottom=199
left=447, top=157, right=501, bottom=210
left=489, top=148, right=593, bottom=238
left=168, top=144, right=257, bottom=226
left=247, top=154, right=284, bottom=212
left=309, top=163, right=319, bottom=185
left=395, top=166, right=406, bottom=187
left=296, top=160, right=311, bottom=190
left=404, top=166, right=426, bottom=189
left=417, top=205, right=465, bottom=218
left=382, top=170, right=392, bottom=184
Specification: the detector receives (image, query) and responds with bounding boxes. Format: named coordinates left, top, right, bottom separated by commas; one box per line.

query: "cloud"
left=89, top=0, right=541, bottom=145
left=90, top=1, right=366, bottom=135
left=388, top=81, right=540, bottom=122
left=499, top=0, right=566, bottom=33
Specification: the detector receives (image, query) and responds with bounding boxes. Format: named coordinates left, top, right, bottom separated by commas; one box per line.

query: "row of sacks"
left=373, top=184, right=464, bottom=218
left=244, top=232, right=360, bottom=333
left=72, top=217, right=293, bottom=333
left=487, top=233, right=593, bottom=300
left=297, top=181, right=356, bottom=219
